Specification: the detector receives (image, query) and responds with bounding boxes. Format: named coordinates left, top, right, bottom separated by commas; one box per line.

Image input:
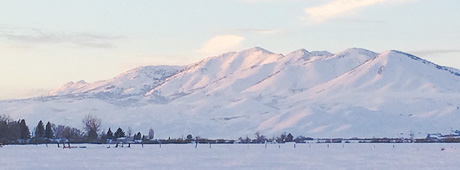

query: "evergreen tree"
left=279, top=132, right=287, bottom=143
left=0, top=115, right=9, bottom=140
left=35, top=120, right=45, bottom=138
left=286, top=133, right=294, bottom=142
left=45, top=122, right=53, bottom=139
left=0, top=120, right=7, bottom=140
left=7, top=121, right=20, bottom=140
left=134, top=132, right=142, bottom=140
left=19, top=119, right=30, bottom=139
left=106, top=128, right=114, bottom=139
left=142, top=135, right=148, bottom=141
left=186, top=134, right=193, bottom=142
left=87, top=128, right=98, bottom=140
left=114, top=127, right=125, bottom=139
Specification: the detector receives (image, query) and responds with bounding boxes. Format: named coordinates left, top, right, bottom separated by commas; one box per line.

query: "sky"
left=0, top=0, right=459, bottom=100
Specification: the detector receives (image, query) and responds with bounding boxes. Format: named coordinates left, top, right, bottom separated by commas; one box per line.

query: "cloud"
left=197, top=35, right=245, bottom=56
left=303, top=0, right=408, bottom=23
left=241, top=0, right=296, bottom=2
left=0, top=26, right=125, bottom=48
left=220, top=28, right=282, bottom=35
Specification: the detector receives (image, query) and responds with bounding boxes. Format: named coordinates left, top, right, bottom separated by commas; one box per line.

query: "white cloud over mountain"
left=303, top=0, right=411, bottom=23
left=197, top=35, right=245, bottom=56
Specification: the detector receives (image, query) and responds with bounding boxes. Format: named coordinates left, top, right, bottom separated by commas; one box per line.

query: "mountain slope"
left=145, top=47, right=284, bottom=100
left=268, top=50, right=460, bottom=137
left=1, top=47, right=459, bottom=139
left=48, top=65, right=184, bottom=100
left=242, top=48, right=376, bottom=102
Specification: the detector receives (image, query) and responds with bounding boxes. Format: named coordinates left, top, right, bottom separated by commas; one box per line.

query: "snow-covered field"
left=1, top=143, right=459, bottom=170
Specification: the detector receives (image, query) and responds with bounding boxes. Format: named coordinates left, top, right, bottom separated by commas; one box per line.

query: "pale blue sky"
left=0, top=0, right=459, bottom=99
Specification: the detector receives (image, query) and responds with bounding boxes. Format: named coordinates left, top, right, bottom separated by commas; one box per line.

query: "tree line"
left=6, top=112, right=456, bottom=145
left=0, top=114, right=90, bottom=144
left=0, top=115, right=30, bottom=143
left=0, top=113, right=165, bottom=144
left=1, top=113, right=304, bottom=145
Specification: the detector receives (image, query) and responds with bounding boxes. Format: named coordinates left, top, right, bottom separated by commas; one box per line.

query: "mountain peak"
left=294, top=48, right=309, bottom=53
left=286, top=49, right=309, bottom=56
left=379, top=50, right=443, bottom=67
left=241, top=46, right=274, bottom=54
left=380, top=50, right=460, bottom=77
left=337, top=48, right=377, bottom=57
left=47, top=80, right=88, bottom=96
left=285, top=49, right=333, bottom=62
left=385, top=50, right=425, bottom=60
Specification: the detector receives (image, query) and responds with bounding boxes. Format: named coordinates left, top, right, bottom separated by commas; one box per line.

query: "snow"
left=1, top=47, right=460, bottom=139
left=285, top=48, right=332, bottom=62
left=47, top=65, right=184, bottom=98
left=1, top=143, right=460, bottom=169
left=148, top=47, right=282, bottom=98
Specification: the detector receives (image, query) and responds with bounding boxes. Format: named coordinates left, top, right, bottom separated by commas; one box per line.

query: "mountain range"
left=1, top=47, right=460, bottom=139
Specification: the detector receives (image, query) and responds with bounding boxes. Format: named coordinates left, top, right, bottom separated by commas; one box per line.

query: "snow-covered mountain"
left=48, top=65, right=184, bottom=98
left=1, top=47, right=459, bottom=139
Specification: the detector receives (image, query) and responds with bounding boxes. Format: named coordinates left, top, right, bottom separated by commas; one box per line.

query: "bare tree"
left=55, top=125, right=82, bottom=140
left=82, top=114, right=101, bottom=140
left=148, top=128, right=154, bottom=140
left=255, top=131, right=266, bottom=143
left=127, top=127, right=132, bottom=138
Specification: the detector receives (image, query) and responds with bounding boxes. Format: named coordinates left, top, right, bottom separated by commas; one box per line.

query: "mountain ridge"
left=1, top=47, right=459, bottom=139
